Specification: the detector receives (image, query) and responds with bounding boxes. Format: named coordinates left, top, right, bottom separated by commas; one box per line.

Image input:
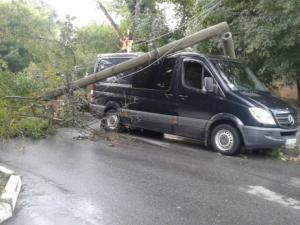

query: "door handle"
left=178, top=95, right=188, bottom=100
left=164, top=93, right=174, bottom=98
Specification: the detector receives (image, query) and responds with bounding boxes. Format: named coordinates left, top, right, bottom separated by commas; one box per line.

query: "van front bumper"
left=239, top=126, right=299, bottom=150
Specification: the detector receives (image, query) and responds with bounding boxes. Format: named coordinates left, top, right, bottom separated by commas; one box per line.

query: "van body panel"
left=235, top=91, right=296, bottom=111
left=240, top=126, right=299, bottom=149
left=121, top=109, right=176, bottom=134
left=125, top=89, right=177, bottom=133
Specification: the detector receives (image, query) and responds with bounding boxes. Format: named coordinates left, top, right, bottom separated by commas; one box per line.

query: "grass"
left=266, top=136, right=300, bottom=162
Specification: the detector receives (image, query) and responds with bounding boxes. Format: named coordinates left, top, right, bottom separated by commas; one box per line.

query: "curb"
left=0, top=166, right=22, bottom=223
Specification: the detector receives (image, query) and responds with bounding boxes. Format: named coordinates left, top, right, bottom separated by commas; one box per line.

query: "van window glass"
left=132, top=64, right=160, bottom=89
left=154, top=58, right=175, bottom=90
left=212, top=60, right=267, bottom=92
left=95, top=58, right=130, bottom=72
left=184, top=62, right=203, bottom=90
left=96, top=57, right=134, bottom=84
left=132, top=58, right=175, bottom=90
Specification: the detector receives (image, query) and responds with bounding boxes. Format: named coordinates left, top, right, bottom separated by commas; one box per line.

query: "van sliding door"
left=125, top=58, right=177, bottom=133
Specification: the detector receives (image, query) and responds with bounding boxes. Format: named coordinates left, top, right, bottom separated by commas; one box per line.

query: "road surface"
left=0, top=128, right=300, bottom=225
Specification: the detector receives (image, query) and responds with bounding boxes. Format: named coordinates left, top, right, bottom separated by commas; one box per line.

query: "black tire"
left=101, top=109, right=122, bottom=132
left=211, top=124, right=241, bottom=155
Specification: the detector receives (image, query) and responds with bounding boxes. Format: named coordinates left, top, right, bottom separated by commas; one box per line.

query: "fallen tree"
left=41, top=22, right=232, bottom=100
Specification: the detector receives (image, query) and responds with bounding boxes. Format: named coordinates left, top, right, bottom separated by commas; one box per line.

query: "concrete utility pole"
left=97, top=1, right=133, bottom=52
left=97, top=1, right=124, bottom=41
left=41, top=22, right=230, bottom=100
left=222, top=32, right=236, bottom=58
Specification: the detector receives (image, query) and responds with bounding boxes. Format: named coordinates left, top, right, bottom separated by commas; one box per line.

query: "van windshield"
left=212, top=59, right=267, bottom=92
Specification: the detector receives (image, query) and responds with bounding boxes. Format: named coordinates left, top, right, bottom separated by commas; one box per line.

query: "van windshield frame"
left=211, top=59, right=267, bottom=92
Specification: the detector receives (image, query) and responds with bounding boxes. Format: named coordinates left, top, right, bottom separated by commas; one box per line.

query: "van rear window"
left=95, top=58, right=131, bottom=72
left=94, top=57, right=135, bottom=85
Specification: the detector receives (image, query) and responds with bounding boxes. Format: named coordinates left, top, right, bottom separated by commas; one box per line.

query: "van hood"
left=235, top=91, right=296, bottom=113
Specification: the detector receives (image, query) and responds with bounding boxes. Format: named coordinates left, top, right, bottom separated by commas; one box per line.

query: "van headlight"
left=249, top=107, right=276, bottom=125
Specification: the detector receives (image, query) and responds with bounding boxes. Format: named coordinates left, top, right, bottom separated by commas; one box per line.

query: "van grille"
left=275, top=113, right=298, bottom=129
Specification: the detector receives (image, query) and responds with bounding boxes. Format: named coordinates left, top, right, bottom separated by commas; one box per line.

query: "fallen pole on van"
left=222, top=32, right=236, bottom=59
left=40, top=22, right=230, bottom=100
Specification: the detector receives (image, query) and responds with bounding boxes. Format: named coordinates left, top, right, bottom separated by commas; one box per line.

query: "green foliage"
left=0, top=70, right=43, bottom=96
left=14, top=117, right=49, bottom=139
left=0, top=42, right=32, bottom=72
left=0, top=0, right=58, bottom=67
left=109, top=0, right=170, bottom=50
left=0, top=1, right=125, bottom=139
left=0, top=104, right=49, bottom=139
left=0, top=71, right=50, bottom=139
left=73, top=23, right=119, bottom=70
left=195, top=0, right=300, bottom=90
left=159, top=0, right=196, bottom=25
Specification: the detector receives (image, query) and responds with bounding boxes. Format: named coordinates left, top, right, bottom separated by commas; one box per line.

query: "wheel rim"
left=215, top=129, right=234, bottom=152
left=106, top=114, right=119, bottom=130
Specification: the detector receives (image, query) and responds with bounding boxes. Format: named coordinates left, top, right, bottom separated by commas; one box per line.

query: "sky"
left=42, top=0, right=177, bottom=28
left=43, top=0, right=112, bottom=27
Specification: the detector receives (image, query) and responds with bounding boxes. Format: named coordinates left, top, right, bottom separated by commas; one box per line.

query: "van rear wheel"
left=102, top=109, right=121, bottom=131
left=211, top=124, right=241, bottom=155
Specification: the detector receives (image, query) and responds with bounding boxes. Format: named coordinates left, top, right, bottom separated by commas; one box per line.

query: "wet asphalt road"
left=0, top=128, right=300, bottom=225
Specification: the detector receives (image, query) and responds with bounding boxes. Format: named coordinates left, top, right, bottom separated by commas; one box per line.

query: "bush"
left=0, top=106, right=49, bottom=139
left=0, top=71, right=51, bottom=139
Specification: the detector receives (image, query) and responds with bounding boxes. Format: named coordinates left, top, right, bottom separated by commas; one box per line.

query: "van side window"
left=132, top=64, right=160, bottom=89
left=184, top=62, right=203, bottom=90
left=155, top=58, right=175, bottom=90
left=132, top=58, right=175, bottom=90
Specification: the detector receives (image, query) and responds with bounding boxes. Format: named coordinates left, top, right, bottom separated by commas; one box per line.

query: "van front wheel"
left=211, top=124, right=241, bottom=155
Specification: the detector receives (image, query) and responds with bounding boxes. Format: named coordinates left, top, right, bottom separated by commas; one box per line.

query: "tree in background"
left=73, top=23, right=120, bottom=72
left=0, top=1, right=58, bottom=68
left=154, top=0, right=300, bottom=101
left=109, top=0, right=170, bottom=51
left=1, top=0, right=299, bottom=100
left=191, top=0, right=300, bottom=101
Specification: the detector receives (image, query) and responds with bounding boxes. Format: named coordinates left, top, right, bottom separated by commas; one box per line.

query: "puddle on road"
left=16, top=172, right=108, bottom=225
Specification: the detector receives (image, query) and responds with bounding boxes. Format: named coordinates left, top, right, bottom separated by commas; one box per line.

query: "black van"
left=90, top=52, right=299, bottom=155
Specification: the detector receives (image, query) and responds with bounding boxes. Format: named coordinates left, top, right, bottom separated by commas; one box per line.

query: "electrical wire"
left=75, top=0, right=223, bottom=73
left=75, top=0, right=223, bottom=85
left=101, top=0, right=224, bottom=89
left=132, top=0, right=223, bottom=48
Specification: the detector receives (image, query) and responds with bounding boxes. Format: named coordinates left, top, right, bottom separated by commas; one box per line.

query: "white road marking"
left=244, top=185, right=300, bottom=210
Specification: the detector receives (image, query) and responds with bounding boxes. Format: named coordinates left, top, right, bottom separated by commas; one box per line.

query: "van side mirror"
left=203, top=77, right=214, bottom=93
